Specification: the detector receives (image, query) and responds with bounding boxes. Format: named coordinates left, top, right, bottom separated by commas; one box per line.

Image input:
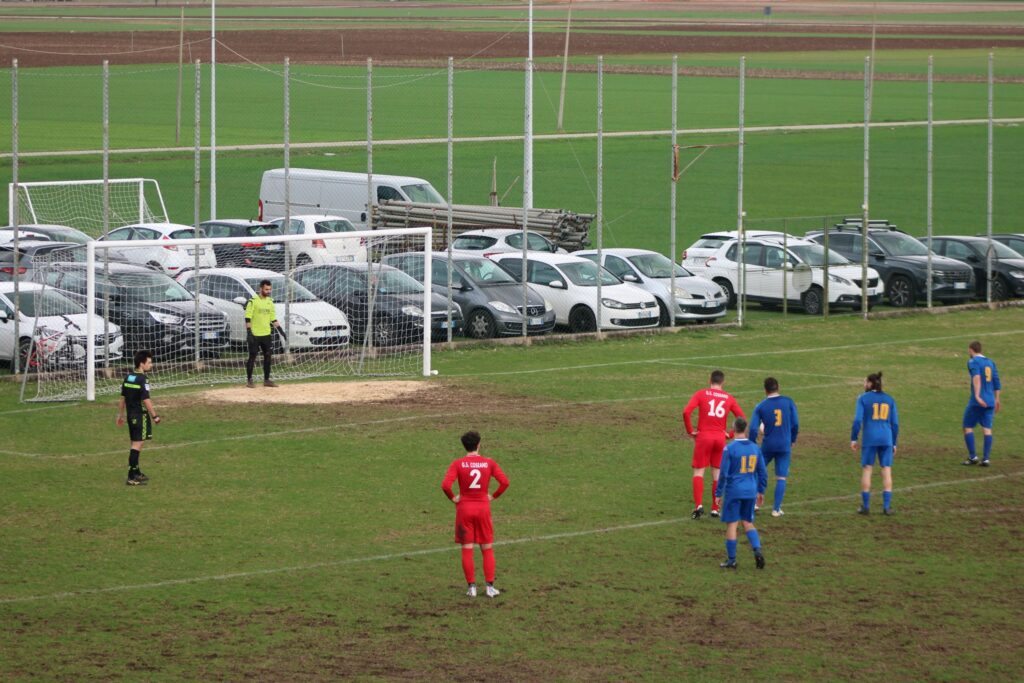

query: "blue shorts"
left=720, top=497, right=756, bottom=523
left=861, top=445, right=893, bottom=468
left=963, top=404, right=995, bottom=430
left=762, top=450, right=791, bottom=477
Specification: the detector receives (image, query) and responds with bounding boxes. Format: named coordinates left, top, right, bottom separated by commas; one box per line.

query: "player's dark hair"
left=764, top=377, right=779, bottom=393
left=734, top=418, right=748, bottom=434
left=969, top=340, right=982, bottom=353
left=259, top=279, right=272, bottom=288
left=134, top=350, right=153, bottom=369
left=710, top=370, right=725, bottom=385
left=461, top=430, right=481, bottom=452
left=867, top=372, right=883, bottom=392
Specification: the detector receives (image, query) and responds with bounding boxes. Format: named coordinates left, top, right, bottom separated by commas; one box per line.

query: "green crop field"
left=2, top=308, right=1022, bottom=679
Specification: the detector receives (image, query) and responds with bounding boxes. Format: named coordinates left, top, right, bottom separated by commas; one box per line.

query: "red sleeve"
left=490, top=460, right=510, bottom=499
left=441, top=460, right=458, bottom=500
left=682, top=393, right=700, bottom=434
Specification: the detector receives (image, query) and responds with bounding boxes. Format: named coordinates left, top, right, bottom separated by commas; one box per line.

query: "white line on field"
left=652, top=360, right=861, bottom=381
left=1, top=470, right=1018, bottom=606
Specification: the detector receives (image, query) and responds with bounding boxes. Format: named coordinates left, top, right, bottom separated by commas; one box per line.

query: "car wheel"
left=372, top=316, right=396, bottom=346
left=17, top=338, right=39, bottom=373
left=886, top=275, right=915, bottom=308
left=801, top=285, right=824, bottom=315
left=713, top=279, right=736, bottom=307
left=568, top=306, right=597, bottom=333
left=991, top=275, right=1009, bottom=301
left=657, top=299, right=672, bottom=327
left=466, top=309, right=497, bottom=339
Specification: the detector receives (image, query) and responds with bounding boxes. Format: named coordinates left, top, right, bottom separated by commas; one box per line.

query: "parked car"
left=806, top=220, right=975, bottom=307
left=491, top=252, right=659, bottom=332
left=451, top=229, right=567, bottom=256
left=267, top=214, right=368, bottom=268
left=0, top=241, right=88, bottom=283
left=199, top=219, right=286, bottom=271
left=0, top=223, right=92, bottom=245
left=98, top=223, right=216, bottom=276
left=0, top=281, right=124, bottom=369
left=983, top=233, right=1024, bottom=258
left=576, top=248, right=728, bottom=325
left=687, top=233, right=884, bottom=314
left=680, top=230, right=786, bottom=269
left=37, top=262, right=229, bottom=358
left=291, top=262, right=462, bottom=345
left=0, top=227, right=56, bottom=244
left=176, top=267, right=351, bottom=349
left=382, top=252, right=556, bottom=339
left=930, top=236, right=1024, bottom=300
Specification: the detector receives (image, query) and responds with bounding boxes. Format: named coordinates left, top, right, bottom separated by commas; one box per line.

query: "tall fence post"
left=102, top=60, right=112, bottom=367
left=927, top=55, right=934, bottom=309
left=520, top=58, right=533, bottom=338
left=283, top=57, right=292, bottom=354
left=446, top=56, right=454, bottom=343
left=596, top=55, right=604, bottom=336
left=861, top=56, right=871, bottom=320
left=193, top=60, right=202, bottom=364
left=986, top=52, right=994, bottom=304
left=669, top=55, right=678, bottom=328
left=737, top=56, right=746, bottom=327
left=11, top=59, right=19, bottom=375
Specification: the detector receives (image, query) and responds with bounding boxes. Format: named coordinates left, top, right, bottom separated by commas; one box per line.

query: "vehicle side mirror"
left=966, top=254, right=980, bottom=263
left=622, top=274, right=640, bottom=283
left=869, top=251, right=885, bottom=259
left=548, top=280, right=566, bottom=289
left=233, top=296, right=248, bottom=307
left=0, top=310, right=8, bottom=322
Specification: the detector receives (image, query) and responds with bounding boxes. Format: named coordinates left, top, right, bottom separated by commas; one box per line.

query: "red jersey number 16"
left=707, top=399, right=727, bottom=418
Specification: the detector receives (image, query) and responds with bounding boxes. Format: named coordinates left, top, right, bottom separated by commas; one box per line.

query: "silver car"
left=576, top=248, right=728, bottom=324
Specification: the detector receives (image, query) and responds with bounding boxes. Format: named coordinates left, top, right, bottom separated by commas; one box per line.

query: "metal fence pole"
left=861, top=56, right=871, bottom=320
left=192, top=60, right=202, bottom=364
left=446, top=57, right=454, bottom=343
left=102, top=60, right=112, bottom=368
left=210, top=1, right=217, bottom=220
left=737, top=56, right=746, bottom=327
left=366, top=58, right=374, bottom=231
left=10, top=59, right=19, bottom=375
left=669, top=55, right=678, bottom=328
left=822, top=215, right=830, bottom=315
left=283, top=57, right=292, bottom=354
left=520, top=58, right=533, bottom=338
left=986, top=52, right=994, bottom=304
left=782, top=220, right=788, bottom=316
left=596, top=56, right=604, bottom=337
left=927, top=55, right=934, bottom=309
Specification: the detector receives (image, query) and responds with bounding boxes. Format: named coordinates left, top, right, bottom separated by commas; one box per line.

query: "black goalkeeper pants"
left=246, top=334, right=273, bottom=381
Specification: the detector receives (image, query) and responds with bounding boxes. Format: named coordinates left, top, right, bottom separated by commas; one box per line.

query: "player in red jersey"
left=441, top=430, right=510, bottom=598
left=683, top=369, right=745, bottom=519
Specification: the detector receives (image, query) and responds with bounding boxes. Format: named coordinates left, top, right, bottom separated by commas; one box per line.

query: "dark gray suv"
left=807, top=221, right=974, bottom=307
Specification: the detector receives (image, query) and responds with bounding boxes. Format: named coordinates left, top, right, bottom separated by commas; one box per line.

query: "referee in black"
left=117, top=350, right=161, bottom=486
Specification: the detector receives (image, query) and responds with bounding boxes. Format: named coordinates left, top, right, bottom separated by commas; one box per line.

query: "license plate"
left=186, top=248, right=197, bottom=255
left=639, top=310, right=654, bottom=318
left=202, top=331, right=219, bottom=340
left=954, top=282, right=967, bottom=290
left=439, top=321, right=452, bottom=329
left=265, top=244, right=283, bottom=251
left=529, top=317, right=543, bottom=325
left=338, top=255, right=354, bottom=262
left=704, top=301, right=718, bottom=308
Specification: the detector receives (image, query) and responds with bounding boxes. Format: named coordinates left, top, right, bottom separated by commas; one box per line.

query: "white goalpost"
left=8, top=178, right=168, bottom=234
left=20, top=227, right=437, bottom=402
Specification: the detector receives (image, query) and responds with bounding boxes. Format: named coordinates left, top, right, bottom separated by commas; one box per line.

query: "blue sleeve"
left=993, top=363, right=1001, bottom=391
left=789, top=398, right=799, bottom=444
left=749, top=404, right=762, bottom=445
left=890, top=398, right=899, bottom=446
left=718, top=448, right=731, bottom=499
left=851, top=396, right=864, bottom=442
left=756, top=446, right=768, bottom=494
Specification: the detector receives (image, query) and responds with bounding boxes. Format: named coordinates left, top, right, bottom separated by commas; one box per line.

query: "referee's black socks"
left=128, top=449, right=140, bottom=474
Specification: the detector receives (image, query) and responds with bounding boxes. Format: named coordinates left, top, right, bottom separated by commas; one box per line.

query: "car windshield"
left=628, top=253, right=692, bottom=278
left=456, top=257, right=518, bottom=285
left=558, top=261, right=620, bottom=287
left=451, top=235, right=498, bottom=250
left=976, top=240, right=1024, bottom=260
left=401, top=183, right=445, bottom=204
left=15, top=289, right=85, bottom=317
left=108, top=271, right=193, bottom=302
left=872, top=231, right=929, bottom=256
left=789, top=244, right=850, bottom=266
left=43, top=228, right=90, bottom=245
left=367, top=268, right=424, bottom=294
left=244, top=277, right=318, bottom=302
left=314, top=219, right=356, bottom=234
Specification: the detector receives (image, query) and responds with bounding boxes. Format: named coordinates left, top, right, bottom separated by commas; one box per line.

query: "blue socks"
left=745, top=529, right=761, bottom=552
left=964, top=432, right=976, bottom=458
left=774, top=479, right=787, bottom=511
left=726, top=539, right=737, bottom=561
left=861, top=491, right=870, bottom=510
left=883, top=491, right=892, bottom=511
left=983, top=435, right=993, bottom=461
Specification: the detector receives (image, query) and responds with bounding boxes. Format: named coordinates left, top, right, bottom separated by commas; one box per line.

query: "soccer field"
left=2, top=308, right=1022, bottom=679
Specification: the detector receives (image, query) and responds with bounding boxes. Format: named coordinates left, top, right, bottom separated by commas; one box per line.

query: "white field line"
left=3, top=380, right=856, bottom=460
left=3, top=118, right=1022, bottom=160
left=1, top=470, right=1018, bottom=606
left=653, top=360, right=862, bottom=381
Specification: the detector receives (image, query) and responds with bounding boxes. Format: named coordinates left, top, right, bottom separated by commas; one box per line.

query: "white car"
left=176, top=268, right=350, bottom=349
left=99, top=223, right=216, bottom=276
left=0, top=281, right=124, bottom=368
left=688, top=234, right=884, bottom=314
left=268, top=214, right=368, bottom=267
left=576, top=248, right=728, bottom=325
left=681, top=230, right=786, bottom=270
left=492, top=252, right=659, bottom=332
left=452, top=229, right=568, bottom=257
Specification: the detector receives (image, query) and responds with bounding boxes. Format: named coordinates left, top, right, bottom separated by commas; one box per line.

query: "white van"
left=258, top=169, right=445, bottom=229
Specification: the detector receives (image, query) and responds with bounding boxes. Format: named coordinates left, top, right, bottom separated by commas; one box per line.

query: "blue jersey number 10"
left=871, top=403, right=890, bottom=420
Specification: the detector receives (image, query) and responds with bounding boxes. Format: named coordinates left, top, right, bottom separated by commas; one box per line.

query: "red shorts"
left=692, top=434, right=727, bottom=469
left=454, top=502, right=494, bottom=545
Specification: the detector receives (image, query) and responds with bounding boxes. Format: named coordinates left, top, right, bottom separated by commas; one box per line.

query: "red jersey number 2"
left=468, top=469, right=483, bottom=489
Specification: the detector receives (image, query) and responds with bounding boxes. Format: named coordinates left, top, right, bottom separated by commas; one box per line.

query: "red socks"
left=461, top=547, right=475, bottom=584
left=692, top=475, right=704, bottom=508
left=711, top=479, right=719, bottom=510
left=482, top=548, right=496, bottom=583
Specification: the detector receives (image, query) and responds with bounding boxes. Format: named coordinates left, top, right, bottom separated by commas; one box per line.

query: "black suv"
left=37, top=262, right=229, bottom=358
left=985, top=233, right=1024, bottom=258
left=807, top=220, right=974, bottom=307
left=200, top=219, right=285, bottom=270
left=931, top=236, right=1024, bottom=300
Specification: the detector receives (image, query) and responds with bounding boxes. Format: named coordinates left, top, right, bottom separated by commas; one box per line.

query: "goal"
left=20, top=227, right=439, bottom=402
left=8, top=178, right=168, bottom=235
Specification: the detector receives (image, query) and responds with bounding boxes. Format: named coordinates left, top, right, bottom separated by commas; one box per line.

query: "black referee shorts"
left=127, top=412, right=153, bottom=442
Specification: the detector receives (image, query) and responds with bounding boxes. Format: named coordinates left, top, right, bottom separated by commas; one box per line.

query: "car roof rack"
left=833, top=217, right=901, bottom=233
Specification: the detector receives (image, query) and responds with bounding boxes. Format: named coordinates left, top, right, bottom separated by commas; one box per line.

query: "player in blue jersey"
left=962, top=340, right=1001, bottom=467
left=850, top=372, right=899, bottom=516
left=714, top=418, right=768, bottom=570
left=749, top=377, right=799, bottom=518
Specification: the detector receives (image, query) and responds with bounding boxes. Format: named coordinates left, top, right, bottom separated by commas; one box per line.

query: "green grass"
left=2, top=308, right=1022, bottom=679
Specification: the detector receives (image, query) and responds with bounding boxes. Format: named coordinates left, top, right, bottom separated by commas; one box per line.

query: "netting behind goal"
left=20, top=227, right=439, bottom=402
left=9, top=179, right=168, bottom=236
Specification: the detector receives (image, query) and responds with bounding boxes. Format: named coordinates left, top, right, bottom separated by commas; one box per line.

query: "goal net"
left=20, top=227, right=441, bottom=402
left=9, top=178, right=168, bottom=236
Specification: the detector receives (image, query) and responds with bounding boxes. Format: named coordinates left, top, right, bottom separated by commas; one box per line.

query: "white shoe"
left=485, top=584, right=500, bottom=598
left=754, top=505, right=761, bottom=512
left=771, top=509, right=784, bottom=518
left=466, top=584, right=477, bottom=598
